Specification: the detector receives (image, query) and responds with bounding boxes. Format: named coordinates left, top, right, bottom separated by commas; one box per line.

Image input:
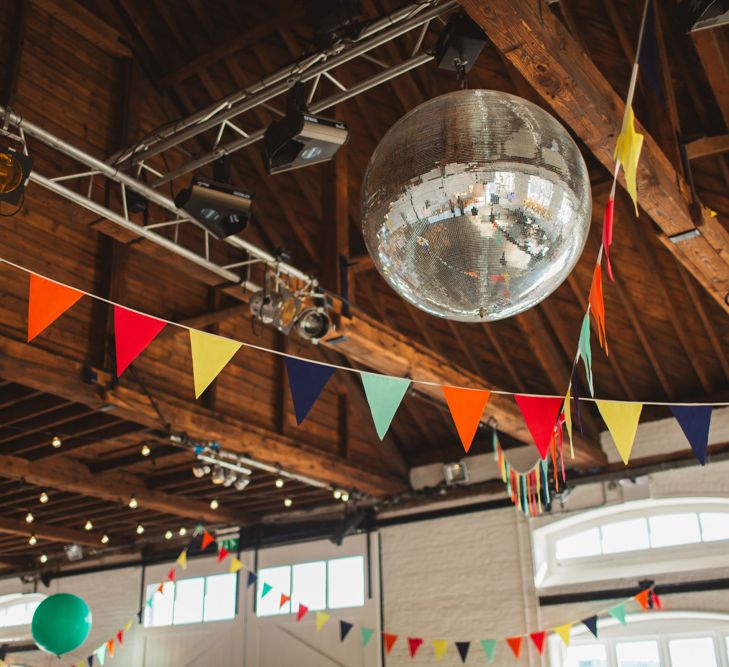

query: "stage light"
left=433, top=13, right=486, bottom=79
left=179, top=527, right=187, bottom=537
left=210, top=499, right=219, bottom=510
left=222, top=471, right=237, bottom=488
left=65, top=544, right=83, bottom=561
left=39, top=491, right=48, bottom=504
left=275, top=478, right=285, bottom=489
left=164, top=530, right=173, bottom=540
left=211, top=465, right=226, bottom=485
left=136, top=524, right=145, bottom=535
left=234, top=477, right=250, bottom=491
left=141, top=444, right=151, bottom=457
left=192, top=462, right=210, bottom=478
left=175, top=177, right=254, bottom=239
left=283, top=497, right=292, bottom=508
left=28, top=534, right=37, bottom=546
left=84, top=520, right=93, bottom=531
left=262, top=83, right=349, bottom=175
left=341, top=492, right=350, bottom=503
left=250, top=286, right=301, bottom=335
left=0, top=148, right=32, bottom=206
left=443, top=461, right=469, bottom=485
left=294, top=305, right=332, bottom=342
left=128, top=495, right=138, bottom=509
left=39, top=554, right=48, bottom=564
left=51, top=435, right=62, bottom=449
left=101, top=534, right=110, bottom=544
left=333, top=489, right=342, bottom=500
left=684, top=0, right=729, bottom=31
left=25, top=512, right=34, bottom=524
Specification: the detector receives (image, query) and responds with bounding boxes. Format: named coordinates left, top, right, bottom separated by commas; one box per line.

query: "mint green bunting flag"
left=361, top=627, right=375, bottom=647
left=481, top=639, right=497, bottom=662
left=261, top=582, right=272, bottom=598
left=608, top=603, right=627, bottom=625
left=360, top=372, right=411, bottom=440
left=578, top=313, right=594, bottom=396
left=96, top=646, right=106, bottom=666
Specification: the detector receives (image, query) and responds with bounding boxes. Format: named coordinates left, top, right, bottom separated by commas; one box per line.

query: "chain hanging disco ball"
left=361, top=90, right=591, bottom=322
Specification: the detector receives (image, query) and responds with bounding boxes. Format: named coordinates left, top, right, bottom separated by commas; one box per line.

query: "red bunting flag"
left=589, top=264, right=608, bottom=354
left=408, top=637, right=424, bottom=658
left=114, top=305, right=166, bottom=376
left=441, top=386, right=491, bottom=453
left=506, top=636, right=523, bottom=659
left=166, top=566, right=176, bottom=582
left=603, top=198, right=615, bottom=281
left=200, top=529, right=215, bottom=551
left=116, top=630, right=123, bottom=646
left=279, top=593, right=291, bottom=609
left=296, top=604, right=309, bottom=621
left=27, top=274, right=83, bottom=342
left=530, top=631, right=546, bottom=654
left=634, top=589, right=651, bottom=610
left=383, top=633, right=399, bottom=654
left=217, top=546, right=229, bottom=563
left=514, top=395, right=564, bottom=459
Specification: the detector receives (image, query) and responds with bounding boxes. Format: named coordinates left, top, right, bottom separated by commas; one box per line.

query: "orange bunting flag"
left=279, top=593, right=291, bottom=609
left=514, top=394, right=564, bottom=459
left=157, top=582, right=165, bottom=595
left=296, top=604, right=309, bottom=621
left=200, top=529, right=215, bottom=551
left=217, top=546, right=229, bottom=563
left=530, top=631, right=546, bottom=654
left=27, top=274, right=83, bottom=342
left=441, top=386, right=491, bottom=452
left=634, top=589, right=651, bottom=610
left=506, top=636, right=523, bottom=659
left=106, top=639, right=115, bottom=658
left=383, top=633, right=399, bottom=654
left=113, top=305, right=166, bottom=376
left=589, top=264, right=608, bottom=354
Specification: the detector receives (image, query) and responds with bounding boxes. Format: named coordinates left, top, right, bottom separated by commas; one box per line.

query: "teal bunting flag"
left=608, top=603, right=627, bottom=625
left=261, top=582, right=272, bottom=598
left=361, top=627, right=375, bottom=647
left=578, top=313, right=594, bottom=395
left=481, top=639, right=497, bottom=662
left=360, top=372, right=411, bottom=440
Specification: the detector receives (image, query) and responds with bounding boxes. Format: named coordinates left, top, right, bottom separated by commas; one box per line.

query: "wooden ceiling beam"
left=0, top=515, right=107, bottom=549
left=692, top=28, right=729, bottom=130
left=459, top=0, right=729, bottom=315
left=685, top=134, right=729, bottom=160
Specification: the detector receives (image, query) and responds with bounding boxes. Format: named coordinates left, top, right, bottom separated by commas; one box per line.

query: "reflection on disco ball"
left=361, top=90, right=591, bottom=322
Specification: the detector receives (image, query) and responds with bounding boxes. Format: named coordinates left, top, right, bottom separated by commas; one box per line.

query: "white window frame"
left=533, top=498, right=729, bottom=588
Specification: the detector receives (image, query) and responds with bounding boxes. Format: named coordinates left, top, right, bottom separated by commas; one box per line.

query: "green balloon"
left=32, top=593, right=92, bottom=656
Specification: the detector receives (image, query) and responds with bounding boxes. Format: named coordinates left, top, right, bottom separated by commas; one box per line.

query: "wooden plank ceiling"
left=0, top=0, right=726, bottom=572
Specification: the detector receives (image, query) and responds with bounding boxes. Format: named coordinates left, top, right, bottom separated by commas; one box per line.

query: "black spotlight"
left=262, top=83, right=349, bottom=175
left=434, top=13, right=487, bottom=75
left=175, top=177, right=254, bottom=239
left=681, top=0, right=729, bottom=31
left=0, top=148, right=32, bottom=206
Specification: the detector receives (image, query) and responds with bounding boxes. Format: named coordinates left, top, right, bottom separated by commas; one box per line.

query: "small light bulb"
left=341, top=492, right=350, bottom=502
left=333, top=489, right=342, bottom=500
left=284, top=497, right=292, bottom=508
left=84, top=520, right=93, bottom=531
left=101, top=534, right=109, bottom=544
left=210, top=499, right=219, bottom=510
left=275, top=478, right=284, bottom=489
left=136, top=524, right=144, bottom=535
left=164, top=530, right=173, bottom=540
left=25, top=512, right=34, bottom=524
left=141, top=444, right=151, bottom=457
left=178, top=527, right=187, bottom=537
left=39, top=554, right=48, bottom=564
left=128, top=496, right=138, bottom=509
left=39, top=492, right=49, bottom=504
left=51, top=435, right=62, bottom=449
left=28, top=534, right=37, bottom=546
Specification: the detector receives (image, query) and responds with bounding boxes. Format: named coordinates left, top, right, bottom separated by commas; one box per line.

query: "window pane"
left=292, top=561, right=326, bottom=612
left=649, top=513, right=700, bottom=548
left=601, top=518, right=649, bottom=554
left=257, top=566, right=291, bottom=616
left=700, top=513, right=729, bottom=542
left=173, top=578, right=205, bottom=625
left=4, top=603, right=26, bottom=627
left=615, top=640, right=659, bottom=667
left=563, top=644, right=607, bottom=667
left=204, top=573, right=237, bottom=622
left=328, top=556, right=365, bottom=609
left=556, top=528, right=602, bottom=560
left=144, top=582, right=174, bottom=627
left=669, top=637, right=717, bottom=667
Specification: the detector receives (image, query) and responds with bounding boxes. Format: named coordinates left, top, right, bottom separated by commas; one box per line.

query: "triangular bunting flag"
left=167, top=566, right=176, bottom=582
left=229, top=557, right=243, bottom=574
left=156, top=582, right=165, bottom=595
left=432, top=639, right=448, bottom=662
left=614, top=105, right=644, bottom=215
left=603, top=198, right=615, bottom=281
left=247, top=571, right=257, bottom=587
left=361, top=627, right=375, bottom=647
left=113, top=305, right=166, bottom=376
left=176, top=549, right=188, bottom=570
left=87, top=657, right=94, bottom=667
left=670, top=405, right=713, bottom=465
left=116, top=630, right=123, bottom=646
left=634, top=589, right=651, bottom=610
left=340, top=620, right=353, bottom=642
left=315, top=611, right=331, bottom=632
left=441, top=386, right=491, bottom=452
left=285, top=357, right=335, bottom=424
left=578, top=313, right=594, bottom=396
left=279, top=593, right=291, bottom=609
left=95, top=646, right=106, bottom=666
left=506, top=636, right=523, bottom=659
left=217, top=546, right=229, bottom=563
left=530, top=631, right=546, bottom=654
left=124, top=617, right=133, bottom=633
left=564, top=388, right=574, bottom=459
left=514, top=394, right=564, bottom=459
left=360, top=372, right=411, bottom=440
left=553, top=623, right=572, bottom=646
left=261, top=582, right=272, bottom=598
left=27, top=274, right=83, bottom=342
left=582, top=615, right=599, bottom=637
left=200, top=529, right=215, bottom=550
left=189, top=329, right=242, bottom=398
left=609, top=603, right=627, bottom=625
left=596, top=400, right=643, bottom=464
left=296, top=604, right=309, bottom=621
left=455, top=641, right=470, bottom=663
left=480, top=639, right=497, bottom=662
left=589, top=263, right=608, bottom=354
left=106, top=639, right=114, bottom=658
left=383, top=633, right=399, bottom=654
left=408, top=637, right=424, bottom=658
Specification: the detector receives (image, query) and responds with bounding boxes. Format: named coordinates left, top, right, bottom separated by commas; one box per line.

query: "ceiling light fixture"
left=234, top=477, right=250, bottom=491
left=210, top=499, right=219, bottom=510
left=28, top=534, right=37, bottom=546
left=284, top=498, right=293, bottom=508
left=222, top=471, right=237, bottom=488
left=128, top=496, right=138, bottom=509
left=0, top=147, right=32, bottom=206
left=101, top=534, right=109, bottom=544
left=25, top=512, right=34, bottom=524
left=192, top=462, right=210, bottom=478
left=211, top=465, right=226, bottom=485
left=51, top=435, right=62, bottom=449
left=164, top=530, right=173, bottom=540
left=84, top=520, right=93, bottom=531
left=275, top=478, right=285, bottom=489
left=39, top=491, right=48, bottom=504
left=141, top=444, right=151, bottom=457
left=333, top=489, right=342, bottom=500
left=39, top=554, right=47, bottom=564
left=136, top=524, right=145, bottom=535
left=178, top=527, right=187, bottom=537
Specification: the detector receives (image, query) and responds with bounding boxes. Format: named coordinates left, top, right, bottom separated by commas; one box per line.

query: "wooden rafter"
left=0, top=515, right=108, bottom=549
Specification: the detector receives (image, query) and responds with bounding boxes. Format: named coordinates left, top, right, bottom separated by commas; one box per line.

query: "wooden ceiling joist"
left=0, top=515, right=106, bottom=549
left=459, top=0, right=729, bottom=315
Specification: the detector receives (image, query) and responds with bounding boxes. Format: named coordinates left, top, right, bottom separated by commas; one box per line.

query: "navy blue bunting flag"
left=582, top=615, right=599, bottom=638
left=285, top=357, right=335, bottom=424
left=670, top=405, right=713, bottom=465
left=247, top=571, right=258, bottom=587
left=88, top=657, right=94, bottom=667
left=456, top=641, right=471, bottom=663
left=570, top=365, right=584, bottom=435
left=340, top=620, right=354, bottom=642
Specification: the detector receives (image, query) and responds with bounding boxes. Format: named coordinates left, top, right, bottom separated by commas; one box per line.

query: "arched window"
left=0, top=592, right=47, bottom=643
left=532, top=498, right=729, bottom=588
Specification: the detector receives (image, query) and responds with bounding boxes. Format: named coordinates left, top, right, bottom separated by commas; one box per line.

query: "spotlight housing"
left=294, top=305, right=332, bottom=342
left=234, top=477, right=251, bottom=491
left=433, top=13, right=486, bottom=75
left=211, top=465, right=226, bottom=485
left=222, top=471, right=237, bottom=488
left=175, top=177, right=254, bottom=239
left=192, top=462, right=210, bottom=478
left=0, top=148, right=32, bottom=205
left=250, top=286, right=301, bottom=335
left=262, top=83, right=349, bottom=175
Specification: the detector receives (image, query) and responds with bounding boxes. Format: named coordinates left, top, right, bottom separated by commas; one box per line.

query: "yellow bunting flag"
left=189, top=329, right=242, bottom=399
left=613, top=106, right=644, bottom=215
left=553, top=623, right=572, bottom=646
left=432, top=639, right=448, bottom=661
left=315, top=611, right=331, bottom=632
left=124, top=617, right=133, bottom=633
left=229, top=556, right=243, bottom=574
left=176, top=548, right=188, bottom=570
left=564, top=388, right=574, bottom=459
left=596, top=400, right=643, bottom=464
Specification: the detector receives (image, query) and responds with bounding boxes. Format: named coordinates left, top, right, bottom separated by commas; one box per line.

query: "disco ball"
left=361, top=90, right=591, bottom=322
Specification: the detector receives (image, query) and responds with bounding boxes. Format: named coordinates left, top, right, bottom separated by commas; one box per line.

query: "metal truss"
left=0, top=0, right=455, bottom=291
